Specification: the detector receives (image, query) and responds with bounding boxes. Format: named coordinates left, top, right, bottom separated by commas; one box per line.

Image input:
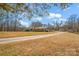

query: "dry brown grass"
left=0, top=32, right=79, bottom=56
left=0, top=32, right=52, bottom=38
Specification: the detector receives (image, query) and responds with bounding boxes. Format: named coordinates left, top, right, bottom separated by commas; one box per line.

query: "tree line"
left=0, top=12, right=79, bottom=32
left=22, top=15, right=79, bottom=32
left=0, top=3, right=79, bottom=32
left=62, top=14, right=79, bottom=32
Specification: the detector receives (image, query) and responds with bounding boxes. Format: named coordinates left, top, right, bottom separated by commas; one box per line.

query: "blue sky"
left=20, top=3, right=79, bottom=27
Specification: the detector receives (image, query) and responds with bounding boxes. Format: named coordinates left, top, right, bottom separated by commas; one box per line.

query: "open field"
left=0, top=32, right=79, bottom=56
left=0, top=32, right=63, bottom=43
left=0, top=32, right=53, bottom=38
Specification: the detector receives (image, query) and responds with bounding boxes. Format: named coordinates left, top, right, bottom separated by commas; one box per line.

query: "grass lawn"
left=0, top=32, right=79, bottom=56
left=0, top=32, right=53, bottom=38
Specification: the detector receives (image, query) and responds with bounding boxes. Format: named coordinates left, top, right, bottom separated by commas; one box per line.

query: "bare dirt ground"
left=0, top=32, right=79, bottom=56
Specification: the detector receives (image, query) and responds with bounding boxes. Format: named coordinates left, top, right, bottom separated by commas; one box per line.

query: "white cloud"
left=32, top=17, right=42, bottom=21
left=59, top=18, right=67, bottom=21
left=48, top=13, right=67, bottom=22
left=20, top=20, right=29, bottom=27
left=63, top=7, right=70, bottom=11
left=48, top=13, right=62, bottom=19
left=77, top=5, right=79, bottom=7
